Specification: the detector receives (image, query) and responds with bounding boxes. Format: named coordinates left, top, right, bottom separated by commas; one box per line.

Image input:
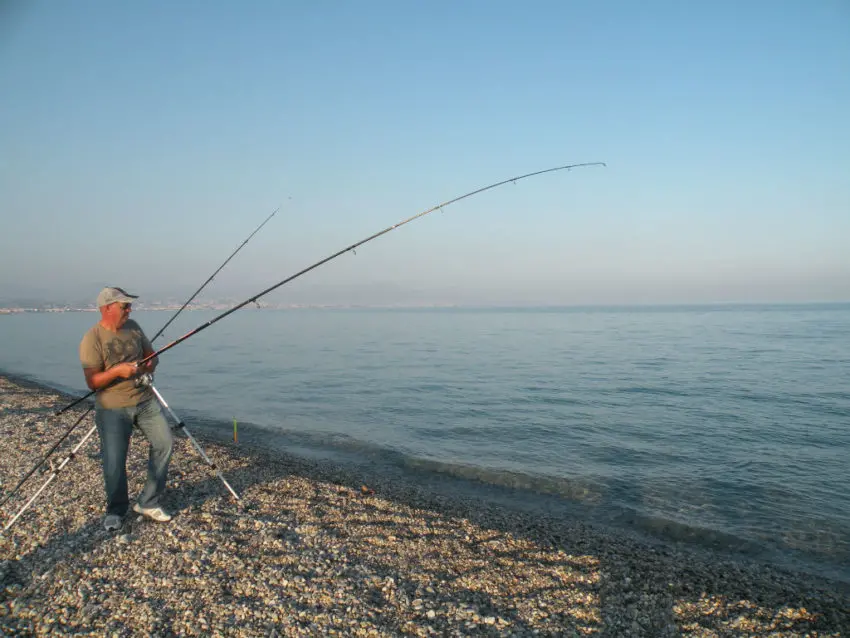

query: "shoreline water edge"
left=1, top=373, right=848, bottom=636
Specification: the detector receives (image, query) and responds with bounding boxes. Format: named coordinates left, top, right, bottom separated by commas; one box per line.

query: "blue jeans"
left=95, top=398, right=173, bottom=516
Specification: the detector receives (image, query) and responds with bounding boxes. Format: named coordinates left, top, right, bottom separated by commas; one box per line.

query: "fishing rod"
left=0, top=209, right=278, bottom=511
left=150, top=208, right=277, bottom=343
left=138, top=162, right=605, bottom=366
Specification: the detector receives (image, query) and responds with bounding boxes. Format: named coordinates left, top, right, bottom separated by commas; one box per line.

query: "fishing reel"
left=135, top=373, right=154, bottom=388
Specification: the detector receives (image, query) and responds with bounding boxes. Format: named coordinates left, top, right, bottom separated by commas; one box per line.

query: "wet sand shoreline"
left=1, top=374, right=848, bottom=636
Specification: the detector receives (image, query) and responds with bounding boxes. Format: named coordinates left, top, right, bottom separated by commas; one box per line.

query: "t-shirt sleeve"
left=79, top=329, right=103, bottom=370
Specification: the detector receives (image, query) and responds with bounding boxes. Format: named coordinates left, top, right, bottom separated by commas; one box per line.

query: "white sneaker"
left=103, top=514, right=122, bottom=531
left=133, top=503, right=172, bottom=522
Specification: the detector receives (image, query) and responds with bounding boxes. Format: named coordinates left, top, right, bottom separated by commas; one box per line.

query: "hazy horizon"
left=3, top=284, right=849, bottom=310
left=2, top=1, right=848, bottom=308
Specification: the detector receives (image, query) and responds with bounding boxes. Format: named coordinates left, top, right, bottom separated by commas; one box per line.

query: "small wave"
left=731, top=390, right=850, bottom=419
left=613, top=385, right=692, bottom=398
left=610, top=508, right=763, bottom=554
left=400, top=458, right=605, bottom=504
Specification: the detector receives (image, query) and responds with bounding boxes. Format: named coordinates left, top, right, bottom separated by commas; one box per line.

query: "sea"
left=1, top=304, right=848, bottom=583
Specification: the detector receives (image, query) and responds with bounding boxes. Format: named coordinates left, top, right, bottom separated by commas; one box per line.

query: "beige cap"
left=96, top=286, right=138, bottom=307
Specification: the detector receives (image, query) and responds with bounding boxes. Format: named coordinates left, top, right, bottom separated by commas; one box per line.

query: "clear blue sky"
left=1, top=0, right=848, bottom=306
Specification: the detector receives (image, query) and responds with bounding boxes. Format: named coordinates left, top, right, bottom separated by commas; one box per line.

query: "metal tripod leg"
left=150, top=385, right=241, bottom=501
left=2, top=386, right=242, bottom=534
left=1, top=424, right=99, bottom=535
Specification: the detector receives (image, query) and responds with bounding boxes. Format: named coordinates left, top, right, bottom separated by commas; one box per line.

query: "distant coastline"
left=1, top=300, right=849, bottom=315
left=0, top=303, right=463, bottom=314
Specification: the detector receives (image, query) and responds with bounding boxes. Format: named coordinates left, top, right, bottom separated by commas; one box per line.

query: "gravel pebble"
left=1, top=375, right=848, bottom=636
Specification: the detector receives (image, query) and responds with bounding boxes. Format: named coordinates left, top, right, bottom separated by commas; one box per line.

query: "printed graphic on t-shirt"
left=104, top=335, right=142, bottom=363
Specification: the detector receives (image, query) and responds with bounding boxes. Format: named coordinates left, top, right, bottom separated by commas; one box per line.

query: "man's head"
left=97, top=286, right=137, bottom=308
left=97, top=286, right=138, bottom=328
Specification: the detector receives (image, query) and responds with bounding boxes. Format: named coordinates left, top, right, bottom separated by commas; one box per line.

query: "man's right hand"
left=83, top=362, right=140, bottom=391
left=113, top=362, right=139, bottom=379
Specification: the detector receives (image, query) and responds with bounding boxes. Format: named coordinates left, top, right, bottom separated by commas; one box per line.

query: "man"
left=79, top=286, right=174, bottom=531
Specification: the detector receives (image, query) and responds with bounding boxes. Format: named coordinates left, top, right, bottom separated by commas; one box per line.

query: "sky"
left=1, top=0, right=848, bottom=307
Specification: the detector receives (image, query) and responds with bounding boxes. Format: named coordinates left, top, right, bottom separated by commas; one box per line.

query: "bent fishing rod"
left=139, top=162, right=605, bottom=366
left=0, top=209, right=278, bottom=511
left=2, top=162, right=603, bottom=512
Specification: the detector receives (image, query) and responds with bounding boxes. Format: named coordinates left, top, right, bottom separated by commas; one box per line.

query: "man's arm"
left=83, top=363, right=138, bottom=391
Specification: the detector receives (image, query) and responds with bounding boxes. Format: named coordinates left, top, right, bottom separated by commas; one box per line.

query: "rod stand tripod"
left=2, top=385, right=240, bottom=535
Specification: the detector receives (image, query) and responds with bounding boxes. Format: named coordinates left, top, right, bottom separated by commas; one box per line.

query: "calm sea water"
left=1, top=304, right=848, bottom=581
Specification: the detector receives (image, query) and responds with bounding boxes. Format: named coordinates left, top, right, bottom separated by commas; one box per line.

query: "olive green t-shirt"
left=79, top=319, right=154, bottom=409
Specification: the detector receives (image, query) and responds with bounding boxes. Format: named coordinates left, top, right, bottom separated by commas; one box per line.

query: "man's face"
left=108, top=301, right=132, bottom=327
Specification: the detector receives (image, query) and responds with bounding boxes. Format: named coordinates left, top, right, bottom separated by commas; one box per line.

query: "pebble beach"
left=0, top=374, right=848, bottom=637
